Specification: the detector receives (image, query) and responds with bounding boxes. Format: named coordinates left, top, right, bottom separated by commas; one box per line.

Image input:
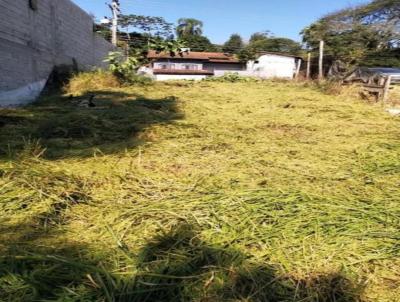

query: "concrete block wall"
left=0, top=0, right=114, bottom=106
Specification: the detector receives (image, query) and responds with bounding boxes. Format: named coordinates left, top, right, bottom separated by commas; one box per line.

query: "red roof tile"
left=148, top=51, right=241, bottom=63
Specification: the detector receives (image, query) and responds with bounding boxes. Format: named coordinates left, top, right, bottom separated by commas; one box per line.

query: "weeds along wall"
left=0, top=0, right=114, bottom=106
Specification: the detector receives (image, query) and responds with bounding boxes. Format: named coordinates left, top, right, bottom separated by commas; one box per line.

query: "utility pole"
left=108, top=0, right=121, bottom=46
left=306, top=52, right=311, bottom=80
left=318, top=40, right=324, bottom=81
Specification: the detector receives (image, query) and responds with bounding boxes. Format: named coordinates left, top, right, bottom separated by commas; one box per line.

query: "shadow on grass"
left=1, top=221, right=365, bottom=301
left=0, top=90, right=183, bottom=159
left=128, top=224, right=364, bottom=302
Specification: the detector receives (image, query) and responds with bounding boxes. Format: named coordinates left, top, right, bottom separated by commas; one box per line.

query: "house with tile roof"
left=142, top=49, right=303, bottom=81
left=144, top=50, right=246, bottom=80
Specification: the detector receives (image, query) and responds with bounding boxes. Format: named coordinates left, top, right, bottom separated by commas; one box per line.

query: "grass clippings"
left=0, top=80, right=399, bottom=301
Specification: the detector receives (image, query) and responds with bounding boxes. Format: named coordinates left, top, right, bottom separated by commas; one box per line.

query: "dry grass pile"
left=1, top=80, right=400, bottom=301
left=65, top=70, right=121, bottom=95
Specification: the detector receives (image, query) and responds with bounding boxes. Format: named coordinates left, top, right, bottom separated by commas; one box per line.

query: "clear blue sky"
left=72, top=0, right=367, bottom=44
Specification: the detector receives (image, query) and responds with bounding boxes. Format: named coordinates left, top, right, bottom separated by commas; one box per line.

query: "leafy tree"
left=119, top=14, right=174, bottom=38
left=96, top=14, right=175, bottom=53
left=176, top=18, right=203, bottom=38
left=249, top=37, right=302, bottom=54
left=301, top=0, right=400, bottom=67
left=249, top=31, right=273, bottom=43
left=147, top=39, right=187, bottom=56
left=222, top=34, right=244, bottom=54
left=237, top=48, right=257, bottom=62
left=104, top=39, right=186, bottom=83
left=180, top=35, right=218, bottom=52
left=242, top=32, right=302, bottom=58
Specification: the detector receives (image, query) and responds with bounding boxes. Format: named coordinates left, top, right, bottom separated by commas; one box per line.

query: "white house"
left=142, top=50, right=302, bottom=81
left=145, top=50, right=246, bottom=81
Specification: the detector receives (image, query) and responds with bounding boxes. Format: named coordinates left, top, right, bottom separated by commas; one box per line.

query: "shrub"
left=104, top=52, right=139, bottom=82
left=104, top=52, right=153, bottom=85
left=204, top=73, right=261, bottom=83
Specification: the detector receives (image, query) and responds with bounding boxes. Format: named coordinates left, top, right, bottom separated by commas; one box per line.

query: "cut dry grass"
left=389, top=86, right=400, bottom=106
left=65, top=70, right=121, bottom=95
left=1, top=80, right=400, bottom=301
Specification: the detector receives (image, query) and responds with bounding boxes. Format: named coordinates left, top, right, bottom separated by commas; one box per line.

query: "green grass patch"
left=0, top=81, right=399, bottom=301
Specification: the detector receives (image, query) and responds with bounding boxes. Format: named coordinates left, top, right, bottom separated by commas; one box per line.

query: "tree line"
left=302, top=0, right=400, bottom=68
left=96, top=15, right=303, bottom=59
left=97, top=0, right=400, bottom=69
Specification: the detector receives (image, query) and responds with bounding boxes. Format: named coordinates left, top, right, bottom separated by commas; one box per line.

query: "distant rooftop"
left=147, top=50, right=242, bottom=63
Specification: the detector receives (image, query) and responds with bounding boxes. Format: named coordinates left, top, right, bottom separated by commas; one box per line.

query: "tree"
left=249, top=31, right=273, bottom=43
left=301, top=0, right=400, bottom=67
left=244, top=32, right=302, bottom=56
left=96, top=14, right=175, bottom=52
left=104, top=38, right=186, bottom=83
left=180, top=35, right=218, bottom=52
left=237, top=48, right=257, bottom=62
left=250, top=37, right=302, bottom=54
left=222, top=34, right=244, bottom=54
left=119, top=14, right=174, bottom=38
left=176, top=18, right=203, bottom=38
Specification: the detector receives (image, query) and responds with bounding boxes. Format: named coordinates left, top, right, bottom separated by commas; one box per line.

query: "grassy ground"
left=0, top=79, right=399, bottom=301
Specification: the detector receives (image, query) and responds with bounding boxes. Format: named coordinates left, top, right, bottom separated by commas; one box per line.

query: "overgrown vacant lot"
left=1, top=80, right=399, bottom=301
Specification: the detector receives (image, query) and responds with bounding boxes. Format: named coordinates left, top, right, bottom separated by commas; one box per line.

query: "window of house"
left=183, top=64, right=199, bottom=70
left=160, top=64, right=168, bottom=70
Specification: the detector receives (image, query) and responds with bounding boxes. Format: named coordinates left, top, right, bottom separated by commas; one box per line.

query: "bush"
left=204, top=73, right=261, bottom=83
left=103, top=52, right=154, bottom=85
left=65, top=70, right=120, bottom=95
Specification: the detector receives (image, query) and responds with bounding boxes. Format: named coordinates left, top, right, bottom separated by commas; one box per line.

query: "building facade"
left=146, top=51, right=246, bottom=81
left=248, top=52, right=302, bottom=79
left=144, top=50, right=302, bottom=81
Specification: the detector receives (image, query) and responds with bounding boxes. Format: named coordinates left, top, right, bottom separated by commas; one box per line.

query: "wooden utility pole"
left=306, top=52, right=311, bottom=80
left=294, top=59, right=302, bottom=80
left=318, top=40, right=324, bottom=81
left=382, top=76, right=392, bottom=103
left=109, top=0, right=121, bottom=46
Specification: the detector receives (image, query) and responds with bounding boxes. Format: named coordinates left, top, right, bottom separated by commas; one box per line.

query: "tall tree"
left=180, top=35, right=218, bottom=52
left=249, top=31, right=273, bottom=43
left=176, top=18, right=203, bottom=38
left=301, top=0, right=400, bottom=67
left=222, top=34, right=244, bottom=54
left=244, top=32, right=302, bottom=56
left=119, top=15, right=174, bottom=38
left=250, top=37, right=302, bottom=54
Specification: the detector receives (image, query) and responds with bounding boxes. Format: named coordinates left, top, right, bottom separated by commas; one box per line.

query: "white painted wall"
left=153, top=62, right=203, bottom=70
left=155, top=74, right=207, bottom=81
left=249, top=54, right=297, bottom=79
